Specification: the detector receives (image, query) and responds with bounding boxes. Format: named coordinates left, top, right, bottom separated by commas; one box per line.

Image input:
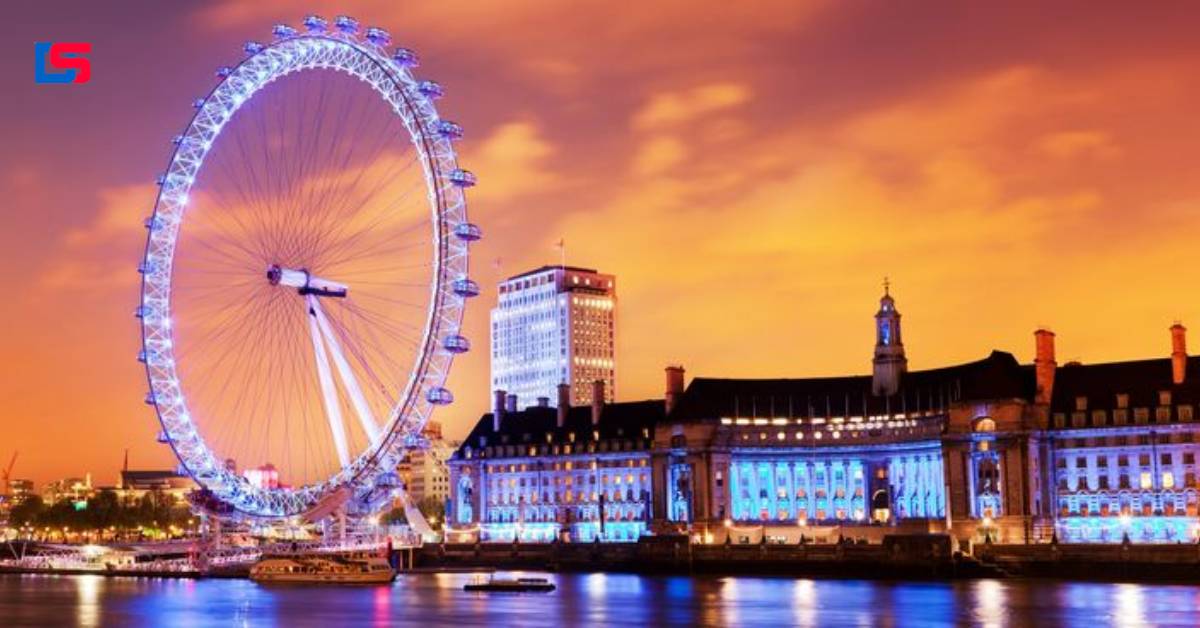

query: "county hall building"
left=447, top=289, right=1200, bottom=545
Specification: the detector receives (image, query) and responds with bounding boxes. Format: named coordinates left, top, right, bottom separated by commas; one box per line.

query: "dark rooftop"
left=505, top=265, right=600, bottom=281
left=670, top=351, right=1035, bottom=422
left=455, top=399, right=664, bottom=456
left=1050, top=355, right=1200, bottom=412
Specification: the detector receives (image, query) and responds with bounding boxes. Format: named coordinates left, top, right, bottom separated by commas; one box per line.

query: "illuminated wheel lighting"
left=138, top=16, right=478, bottom=518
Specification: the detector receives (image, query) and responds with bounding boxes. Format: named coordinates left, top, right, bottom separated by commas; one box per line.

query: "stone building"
left=448, top=289, right=1200, bottom=545
left=448, top=381, right=659, bottom=542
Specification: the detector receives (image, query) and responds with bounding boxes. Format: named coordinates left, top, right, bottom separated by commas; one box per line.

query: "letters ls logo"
left=35, top=42, right=91, bottom=84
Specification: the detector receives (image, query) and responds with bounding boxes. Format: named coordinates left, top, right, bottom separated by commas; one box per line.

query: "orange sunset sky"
left=1, top=1, right=1199, bottom=486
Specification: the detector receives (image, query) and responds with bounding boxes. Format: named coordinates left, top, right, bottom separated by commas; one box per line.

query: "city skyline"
left=4, top=1, right=1200, bottom=486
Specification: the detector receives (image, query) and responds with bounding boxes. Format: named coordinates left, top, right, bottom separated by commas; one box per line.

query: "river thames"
left=4, top=572, right=1200, bottom=627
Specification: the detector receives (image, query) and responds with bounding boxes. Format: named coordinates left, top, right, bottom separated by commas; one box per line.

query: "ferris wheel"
left=137, top=15, right=480, bottom=519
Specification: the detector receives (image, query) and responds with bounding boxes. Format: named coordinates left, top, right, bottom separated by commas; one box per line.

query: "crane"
left=2, top=451, right=17, bottom=497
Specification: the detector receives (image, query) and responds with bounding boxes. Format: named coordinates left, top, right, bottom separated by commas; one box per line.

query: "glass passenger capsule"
left=448, top=169, right=476, bottom=187
left=454, top=222, right=483, bottom=241
left=392, top=47, right=419, bottom=67
left=443, top=335, right=471, bottom=353
left=272, top=24, right=298, bottom=39
left=302, top=15, right=328, bottom=32
left=452, top=278, right=481, bottom=297
left=417, top=80, right=443, bottom=99
left=334, top=15, right=360, bottom=34
left=427, top=387, right=454, bottom=405
left=365, top=27, right=391, bottom=46
left=435, top=120, right=464, bottom=140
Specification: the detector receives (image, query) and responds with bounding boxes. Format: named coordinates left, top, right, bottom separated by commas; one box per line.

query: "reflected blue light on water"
left=3, top=573, right=1200, bottom=627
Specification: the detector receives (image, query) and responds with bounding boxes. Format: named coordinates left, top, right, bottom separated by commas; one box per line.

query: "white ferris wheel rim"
left=137, top=24, right=476, bottom=519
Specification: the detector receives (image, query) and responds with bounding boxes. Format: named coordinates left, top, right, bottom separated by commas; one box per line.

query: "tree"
left=9, top=495, right=44, bottom=528
left=417, top=496, right=445, bottom=524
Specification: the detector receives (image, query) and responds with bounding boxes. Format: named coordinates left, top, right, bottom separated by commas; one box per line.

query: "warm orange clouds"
left=2, top=1, right=1199, bottom=486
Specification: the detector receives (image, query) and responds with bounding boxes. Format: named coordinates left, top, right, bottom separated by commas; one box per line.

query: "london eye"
left=137, top=15, right=480, bottom=520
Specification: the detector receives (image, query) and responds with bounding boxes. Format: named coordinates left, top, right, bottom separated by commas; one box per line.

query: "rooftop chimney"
left=493, top=389, right=506, bottom=431
left=665, top=365, right=685, bottom=414
left=591, top=380, right=605, bottom=426
left=537, top=396, right=550, bottom=408
left=1171, top=323, right=1188, bottom=385
left=505, top=393, right=518, bottom=413
left=1034, top=329, right=1056, bottom=405
left=557, top=383, right=570, bottom=428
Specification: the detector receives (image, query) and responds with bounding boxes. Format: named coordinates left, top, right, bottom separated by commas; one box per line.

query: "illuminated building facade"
left=42, top=475, right=93, bottom=505
left=1045, top=325, right=1200, bottom=543
left=8, top=480, right=34, bottom=505
left=448, top=382, right=658, bottom=542
left=491, top=265, right=616, bottom=410
left=398, top=421, right=459, bottom=505
left=451, top=288, right=1200, bottom=545
left=116, top=469, right=198, bottom=505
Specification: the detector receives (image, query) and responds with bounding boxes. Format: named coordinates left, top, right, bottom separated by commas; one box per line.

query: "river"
left=3, top=572, right=1200, bottom=626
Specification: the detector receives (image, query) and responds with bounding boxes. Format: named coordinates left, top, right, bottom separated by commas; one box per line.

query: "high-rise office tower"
left=491, top=265, right=616, bottom=409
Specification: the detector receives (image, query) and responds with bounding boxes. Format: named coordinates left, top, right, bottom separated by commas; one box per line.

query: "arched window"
left=973, top=417, right=996, bottom=433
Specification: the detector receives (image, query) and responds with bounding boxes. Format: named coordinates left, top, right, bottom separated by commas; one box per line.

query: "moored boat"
left=463, top=576, right=556, bottom=592
left=250, top=551, right=395, bottom=584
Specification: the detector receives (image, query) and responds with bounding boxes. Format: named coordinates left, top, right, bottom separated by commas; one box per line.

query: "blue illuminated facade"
left=1044, top=330, right=1200, bottom=543
left=448, top=293, right=1200, bottom=545
left=448, top=395, right=657, bottom=543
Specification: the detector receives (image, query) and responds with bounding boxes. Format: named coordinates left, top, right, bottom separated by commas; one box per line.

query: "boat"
left=250, top=551, right=395, bottom=584
left=463, top=576, right=556, bottom=592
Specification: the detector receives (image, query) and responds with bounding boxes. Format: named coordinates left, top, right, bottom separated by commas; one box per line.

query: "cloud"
left=38, top=184, right=153, bottom=293
left=460, top=120, right=559, bottom=204
left=632, top=83, right=752, bottom=130
left=63, top=185, right=156, bottom=247
left=537, top=61, right=1200, bottom=395
left=1035, top=130, right=1121, bottom=159
left=632, top=136, right=687, bottom=177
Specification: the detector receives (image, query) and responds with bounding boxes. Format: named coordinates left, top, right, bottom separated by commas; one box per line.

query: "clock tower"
left=872, top=279, right=907, bottom=396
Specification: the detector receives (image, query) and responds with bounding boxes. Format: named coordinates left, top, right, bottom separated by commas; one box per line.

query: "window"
left=1053, top=413, right=1066, bottom=428
left=1163, top=472, right=1176, bottom=489
left=1140, top=472, right=1153, bottom=490
left=1075, top=396, right=1088, bottom=411
left=1162, top=453, right=1173, bottom=465
left=1156, top=407, right=1172, bottom=423
left=1134, top=408, right=1149, bottom=424
left=1185, top=453, right=1196, bottom=465
left=1160, top=391, right=1173, bottom=406
left=1116, top=394, right=1129, bottom=409
left=1182, top=406, right=1195, bottom=423
left=1092, top=410, right=1107, bottom=426
left=1139, top=454, right=1150, bottom=466
left=1098, top=456, right=1109, bottom=468
left=1114, top=409, right=1128, bottom=425
left=1072, top=412, right=1086, bottom=428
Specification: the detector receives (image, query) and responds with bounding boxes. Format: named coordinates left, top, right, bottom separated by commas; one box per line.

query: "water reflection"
left=75, top=574, right=100, bottom=628
left=2, top=573, right=1198, bottom=627
left=973, top=580, right=1006, bottom=628
left=792, top=579, right=816, bottom=627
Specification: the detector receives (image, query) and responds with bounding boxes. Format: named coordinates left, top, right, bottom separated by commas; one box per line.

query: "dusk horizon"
left=5, top=1, right=1199, bottom=488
